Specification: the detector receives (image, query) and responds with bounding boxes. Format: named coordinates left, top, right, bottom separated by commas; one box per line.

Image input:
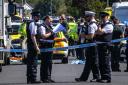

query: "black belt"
left=39, top=39, right=54, bottom=43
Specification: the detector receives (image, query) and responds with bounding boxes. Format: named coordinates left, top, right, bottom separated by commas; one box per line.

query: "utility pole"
left=22, top=0, right=23, bottom=6
left=107, top=0, right=109, bottom=7
left=50, top=0, right=52, bottom=16
left=25, top=0, right=26, bottom=3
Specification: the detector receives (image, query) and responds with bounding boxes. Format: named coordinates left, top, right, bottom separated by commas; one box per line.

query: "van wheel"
left=62, top=57, right=68, bottom=64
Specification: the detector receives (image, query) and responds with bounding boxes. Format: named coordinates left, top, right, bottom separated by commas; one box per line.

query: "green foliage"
left=15, top=0, right=107, bottom=18
left=88, top=0, right=106, bottom=17
left=15, top=0, right=40, bottom=4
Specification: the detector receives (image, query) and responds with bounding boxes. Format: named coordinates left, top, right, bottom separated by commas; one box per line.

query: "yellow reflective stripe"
left=59, top=32, right=61, bottom=38
left=56, top=32, right=65, bottom=38
left=60, top=32, right=63, bottom=38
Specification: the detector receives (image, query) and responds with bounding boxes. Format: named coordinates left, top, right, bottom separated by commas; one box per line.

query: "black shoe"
left=27, top=80, right=41, bottom=84
left=42, top=79, right=50, bottom=83
left=124, top=69, right=128, bottom=72
left=90, top=79, right=100, bottom=82
left=48, top=79, right=55, bottom=83
left=98, top=79, right=111, bottom=83
left=75, top=78, right=87, bottom=82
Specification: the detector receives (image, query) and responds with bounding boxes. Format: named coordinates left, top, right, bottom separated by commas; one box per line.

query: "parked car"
left=53, top=37, right=68, bottom=64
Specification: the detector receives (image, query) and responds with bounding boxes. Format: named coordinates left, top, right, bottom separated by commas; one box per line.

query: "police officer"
left=124, top=25, right=128, bottom=72
left=26, top=11, right=41, bottom=84
left=96, top=12, right=113, bottom=83
left=76, top=18, right=86, bottom=61
left=68, top=16, right=78, bottom=57
left=111, top=17, right=124, bottom=72
left=75, top=11, right=100, bottom=82
left=39, top=15, right=55, bottom=83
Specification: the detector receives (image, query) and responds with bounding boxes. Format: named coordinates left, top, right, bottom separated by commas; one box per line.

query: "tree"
left=34, top=0, right=68, bottom=17
left=70, top=0, right=106, bottom=17
left=15, top=0, right=107, bottom=18
left=15, top=0, right=40, bottom=4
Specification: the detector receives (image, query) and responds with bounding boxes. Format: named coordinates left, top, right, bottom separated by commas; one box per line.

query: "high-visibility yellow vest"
left=68, top=22, right=78, bottom=40
left=19, top=22, right=27, bottom=37
left=56, top=32, right=65, bottom=38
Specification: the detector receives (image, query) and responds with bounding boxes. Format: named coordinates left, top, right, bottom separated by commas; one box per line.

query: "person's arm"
left=96, top=24, right=113, bottom=35
left=40, top=26, right=52, bottom=39
left=96, top=26, right=105, bottom=35
left=30, top=22, right=40, bottom=54
left=42, top=33, right=51, bottom=39
left=31, top=34, right=40, bottom=54
left=120, top=31, right=124, bottom=38
left=120, top=26, right=125, bottom=38
left=86, top=24, right=96, bottom=39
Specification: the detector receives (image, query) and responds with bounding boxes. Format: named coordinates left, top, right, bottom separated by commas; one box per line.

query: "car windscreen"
left=8, top=25, right=20, bottom=35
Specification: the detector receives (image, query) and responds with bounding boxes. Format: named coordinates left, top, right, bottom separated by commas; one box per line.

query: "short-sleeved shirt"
left=29, top=22, right=38, bottom=35
left=39, top=26, right=46, bottom=35
left=102, top=21, right=113, bottom=33
left=88, top=19, right=98, bottom=34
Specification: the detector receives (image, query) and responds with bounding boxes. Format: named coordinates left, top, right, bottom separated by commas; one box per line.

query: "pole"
left=107, top=0, right=109, bottom=7
left=50, top=0, right=52, bottom=16
left=22, top=0, right=23, bottom=6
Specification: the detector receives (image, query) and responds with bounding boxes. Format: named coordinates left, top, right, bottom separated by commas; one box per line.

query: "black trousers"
left=80, top=46, right=100, bottom=80
left=111, top=43, right=121, bottom=71
left=76, top=42, right=85, bottom=60
left=40, top=43, right=53, bottom=80
left=125, top=47, right=128, bottom=70
left=26, top=44, right=38, bottom=81
left=98, top=44, right=111, bottom=80
left=68, top=38, right=76, bottom=57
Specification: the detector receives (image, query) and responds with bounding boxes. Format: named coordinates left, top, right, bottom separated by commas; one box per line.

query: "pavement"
left=0, top=63, right=128, bottom=85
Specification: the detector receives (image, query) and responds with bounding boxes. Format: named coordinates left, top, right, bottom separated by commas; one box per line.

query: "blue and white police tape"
left=0, top=37, right=127, bottom=52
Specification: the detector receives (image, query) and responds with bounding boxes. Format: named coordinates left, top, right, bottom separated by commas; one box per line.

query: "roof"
left=23, top=3, right=33, bottom=10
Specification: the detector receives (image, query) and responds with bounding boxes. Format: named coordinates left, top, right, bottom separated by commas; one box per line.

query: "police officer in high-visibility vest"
left=19, top=19, right=27, bottom=38
left=68, top=16, right=78, bottom=57
left=75, top=11, right=100, bottom=82
left=26, top=11, right=41, bottom=84
left=96, top=12, right=113, bottom=83
left=39, top=15, right=55, bottom=83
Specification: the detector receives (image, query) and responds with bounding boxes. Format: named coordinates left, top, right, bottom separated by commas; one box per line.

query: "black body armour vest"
left=41, top=23, right=54, bottom=40
left=26, top=21, right=41, bottom=45
left=96, top=22, right=112, bottom=42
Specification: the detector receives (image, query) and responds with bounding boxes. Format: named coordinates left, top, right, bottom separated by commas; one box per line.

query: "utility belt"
left=39, top=39, right=54, bottom=48
left=85, top=38, right=95, bottom=43
left=95, top=33, right=112, bottom=42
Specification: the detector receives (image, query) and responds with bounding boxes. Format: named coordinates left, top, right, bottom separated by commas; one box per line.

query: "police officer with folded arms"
left=26, top=11, right=41, bottom=84
left=75, top=11, right=100, bottom=82
left=96, top=12, right=113, bottom=83
left=39, top=15, right=55, bottom=83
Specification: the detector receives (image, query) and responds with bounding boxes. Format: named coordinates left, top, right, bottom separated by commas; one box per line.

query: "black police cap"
left=31, top=11, right=40, bottom=16
left=100, top=12, right=109, bottom=17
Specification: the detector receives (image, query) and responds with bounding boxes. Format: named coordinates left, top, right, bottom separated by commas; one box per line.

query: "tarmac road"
left=0, top=63, right=128, bottom=85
